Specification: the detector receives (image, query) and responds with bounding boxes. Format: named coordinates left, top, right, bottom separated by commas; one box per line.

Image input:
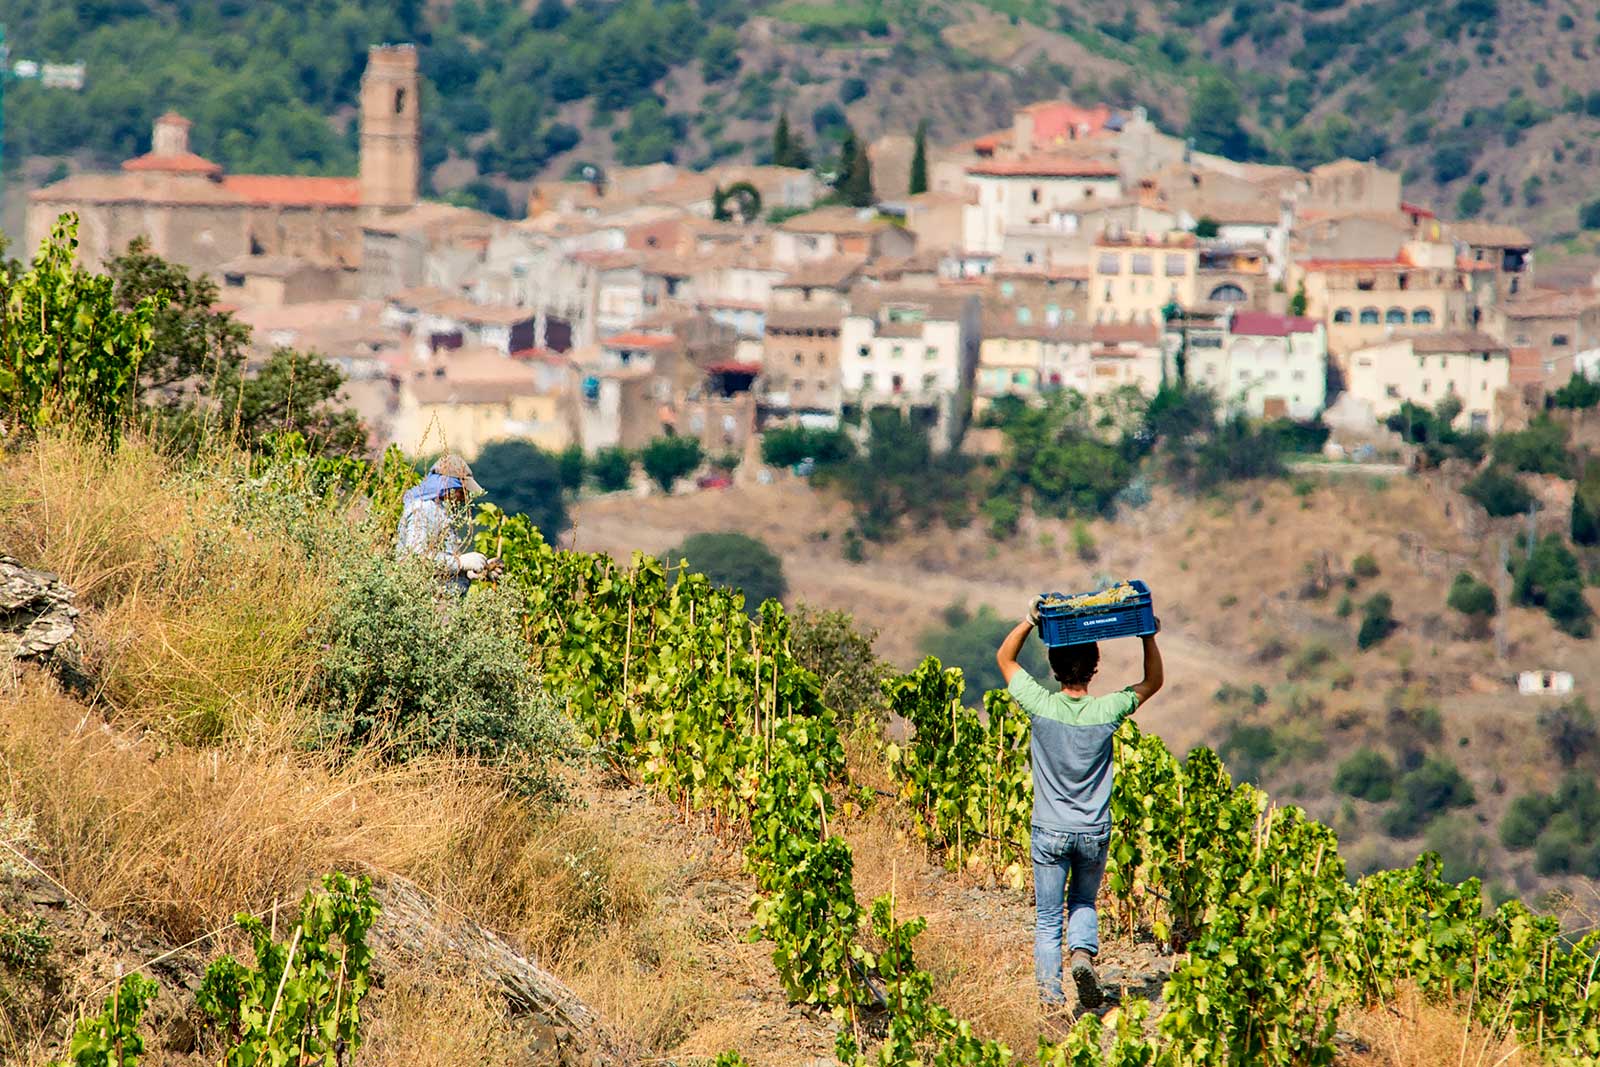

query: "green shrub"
left=1334, top=748, right=1397, bottom=802
left=789, top=604, right=893, bottom=728
left=1219, top=723, right=1278, bottom=785
left=1513, top=533, right=1594, bottom=635
left=1381, top=757, right=1476, bottom=837
left=1447, top=571, right=1496, bottom=618
left=1551, top=370, right=1600, bottom=409
left=312, top=555, right=573, bottom=799
left=1357, top=592, right=1396, bottom=650
left=557, top=445, right=586, bottom=491
left=917, top=602, right=1047, bottom=705
left=640, top=435, right=703, bottom=492
left=472, top=439, right=569, bottom=538
left=1463, top=466, right=1534, bottom=517
left=1540, top=699, right=1598, bottom=766
left=1491, top=417, right=1572, bottom=477
left=760, top=426, right=856, bottom=468
left=1351, top=553, right=1380, bottom=579
left=589, top=447, right=634, bottom=492
left=1500, top=793, right=1555, bottom=850
left=665, top=531, right=787, bottom=615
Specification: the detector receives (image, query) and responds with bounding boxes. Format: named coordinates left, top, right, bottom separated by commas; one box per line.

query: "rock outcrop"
left=2, top=555, right=87, bottom=685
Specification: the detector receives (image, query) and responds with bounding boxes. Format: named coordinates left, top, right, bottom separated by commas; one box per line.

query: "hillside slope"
left=574, top=471, right=1598, bottom=903
left=5, top=0, right=1600, bottom=238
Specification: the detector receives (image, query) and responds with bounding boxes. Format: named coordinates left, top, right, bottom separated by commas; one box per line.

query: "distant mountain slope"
left=3, top=0, right=1597, bottom=239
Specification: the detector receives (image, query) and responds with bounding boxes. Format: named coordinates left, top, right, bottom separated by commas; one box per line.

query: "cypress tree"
left=773, top=113, right=792, bottom=167
left=841, top=138, right=875, bottom=207
left=909, top=119, right=928, bottom=195
left=1574, top=483, right=1599, bottom=546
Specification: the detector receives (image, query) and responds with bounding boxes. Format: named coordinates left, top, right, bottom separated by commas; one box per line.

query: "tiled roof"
left=121, top=151, right=223, bottom=176
left=765, top=308, right=844, bottom=331
left=30, top=172, right=246, bottom=206
left=602, top=331, right=676, bottom=349
left=220, top=175, right=362, bottom=207
left=778, top=256, right=868, bottom=290
left=1400, top=330, right=1508, bottom=355
left=1450, top=221, right=1532, bottom=248
left=1230, top=311, right=1319, bottom=337
left=1295, top=255, right=1408, bottom=272
left=777, top=206, right=892, bottom=235
left=1091, top=323, right=1160, bottom=345
left=968, top=155, right=1120, bottom=179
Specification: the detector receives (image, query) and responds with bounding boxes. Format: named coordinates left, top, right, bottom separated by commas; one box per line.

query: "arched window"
left=1385, top=307, right=1406, bottom=324
left=1359, top=307, right=1380, bottom=324
left=1411, top=307, right=1434, bottom=325
left=1333, top=307, right=1353, bottom=323
left=1208, top=283, right=1248, bottom=302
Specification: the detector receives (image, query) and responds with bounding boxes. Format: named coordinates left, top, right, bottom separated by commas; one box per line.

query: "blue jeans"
left=1032, top=825, right=1111, bottom=1002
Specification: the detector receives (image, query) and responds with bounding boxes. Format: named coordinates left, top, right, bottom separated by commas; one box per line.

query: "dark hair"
left=1048, top=642, right=1099, bottom=687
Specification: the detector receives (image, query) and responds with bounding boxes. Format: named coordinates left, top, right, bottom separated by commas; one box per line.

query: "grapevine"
left=480, top=505, right=1599, bottom=1066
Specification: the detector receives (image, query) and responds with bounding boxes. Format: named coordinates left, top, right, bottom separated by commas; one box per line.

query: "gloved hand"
left=457, top=551, right=488, bottom=575
left=1028, top=594, right=1044, bottom=628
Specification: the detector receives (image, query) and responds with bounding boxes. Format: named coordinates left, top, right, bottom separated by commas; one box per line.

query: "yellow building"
left=1290, top=251, right=1472, bottom=358
left=391, top=349, right=573, bottom=458
left=1088, top=233, right=1198, bottom=324
left=1345, top=331, right=1510, bottom=432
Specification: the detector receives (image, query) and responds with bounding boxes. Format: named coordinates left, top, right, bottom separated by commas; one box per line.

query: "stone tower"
left=359, top=45, right=420, bottom=211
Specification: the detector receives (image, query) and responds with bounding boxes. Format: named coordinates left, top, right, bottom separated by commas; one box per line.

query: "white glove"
left=457, top=551, right=488, bottom=575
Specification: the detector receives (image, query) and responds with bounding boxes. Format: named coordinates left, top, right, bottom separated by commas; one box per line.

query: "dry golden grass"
left=1342, top=984, right=1534, bottom=1067
left=0, top=434, right=332, bottom=743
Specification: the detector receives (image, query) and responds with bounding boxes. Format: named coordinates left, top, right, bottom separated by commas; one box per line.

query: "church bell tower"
left=359, top=45, right=420, bottom=211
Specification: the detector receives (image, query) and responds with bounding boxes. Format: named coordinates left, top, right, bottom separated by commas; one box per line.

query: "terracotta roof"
left=765, top=308, right=844, bottom=331
left=1450, top=221, right=1532, bottom=248
left=602, top=332, right=676, bottom=349
left=1295, top=255, right=1408, bottom=272
left=30, top=172, right=247, bottom=206
left=1401, top=201, right=1436, bottom=219
left=706, top=361, right=763, bottom=376
left=220, top=175, right=362, bottom=207
left=1230, top=311, right=1319, bottom=337
left=432, top=299, right=535, bottom=326
left=121, top=151, right=223, bottom=176
left=778, top=206, right=892, bottom=235
left=778, top=256, right=868, bottom=290
left=1398, top=330, right=1508, bottom=355
left=968, top=155, right=1120, bottom=179
left=1195, top=201, right=1279, bottom=226
left=573, top=249, right=643, bottom=270
left=982, top=315, right=1092, bottom=343
left=388, top=286, right=456, bottom=311
left=846, top=287, right=974, bottom=322
left=1091, top=323, right=1160, bottom=345
left=363, top=201, right=497, bottom=236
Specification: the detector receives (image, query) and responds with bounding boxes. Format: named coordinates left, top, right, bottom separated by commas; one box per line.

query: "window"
left=892, top=374, right=904, bottom=393
left=925, top=347, right=938, bottom=361
left=891, top=345, right=904, bottom=359
left=1411, top=308, right=1434, bottom=325
left=1292, top=370, right=1304, bottom=381
left=817, top=351, right=827, bottom=364
left=1031, top=187, right=1041, bottom=204
left=862, top=372, right=875, bottom=389
left=1359, top=307, right=1380, bottom=324
left=793, top=354, right=803, bottom=365
left=1357, top=278, right=1375, bottom=291
left=817, top=380, right=828, bottom=392
left=1045, top=303, right=1060, bottom=325
left=1385, top=307, right=1406, bottom=324
left=1421, top=380, right=1431, bottom=394
left=1131, top=254, right=1153, bottom=276
left=923, top=373, right=938, bottom=391
left=858, top=344, right=870, bottom=357
left=1012, top=371, right=1029, bottom=385
left=1333, top=308, right=1353, bottom=324
left=394, top=88, right=406, bottom=114
left=1000, top=281, right=1015, bottom=297
left=1017, top=307, right=1032, bottom=325
left=1164, top=254, right=1187, bottom=276
left=1209, top=283, right=1247, bottom=303
left=1097, top=253, right=1121, bottom=275
left=1385, top=385, right=1400, bottom=398
left=1553, top=334, right=1570, bottom=346
left=1514, top=333, right=1530, bottom=345
left=224, top=273, right=245, bottom=288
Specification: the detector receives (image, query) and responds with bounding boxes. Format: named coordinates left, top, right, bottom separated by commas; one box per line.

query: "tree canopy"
left=665, top=531, right=787, bottom=615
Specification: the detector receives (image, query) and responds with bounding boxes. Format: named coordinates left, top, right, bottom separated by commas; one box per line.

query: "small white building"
left=963, top=156, right=1123, bottom=257
left=839, top=288, right=980, bottom=449
left=1179, top=310, right=1328, bottom=420
left=1345, top=330, right=1511, bottom=432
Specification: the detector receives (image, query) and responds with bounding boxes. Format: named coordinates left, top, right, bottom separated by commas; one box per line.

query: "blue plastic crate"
left=1036, top=580, right=1156, bottom=648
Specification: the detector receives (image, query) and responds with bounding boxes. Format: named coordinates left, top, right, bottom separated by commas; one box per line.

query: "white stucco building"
left=839, top=289, right=980, bottom=448
left=963, top=157, right=1122, bottom=257
left=1345, top=330, right=1511, bottom=432
left=1180, top=311, right=1328, bottom=420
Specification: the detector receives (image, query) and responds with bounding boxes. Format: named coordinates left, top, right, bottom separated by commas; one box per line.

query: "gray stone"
left=1, top=555, right=88, bottom=686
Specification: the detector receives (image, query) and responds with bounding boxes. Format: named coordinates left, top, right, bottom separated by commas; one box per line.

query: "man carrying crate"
left=995, top=599, right=1163, bottom=1011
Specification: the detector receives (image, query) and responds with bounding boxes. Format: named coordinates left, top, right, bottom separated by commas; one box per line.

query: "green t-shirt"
left=1007, top=670, right=1138, bottom=833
